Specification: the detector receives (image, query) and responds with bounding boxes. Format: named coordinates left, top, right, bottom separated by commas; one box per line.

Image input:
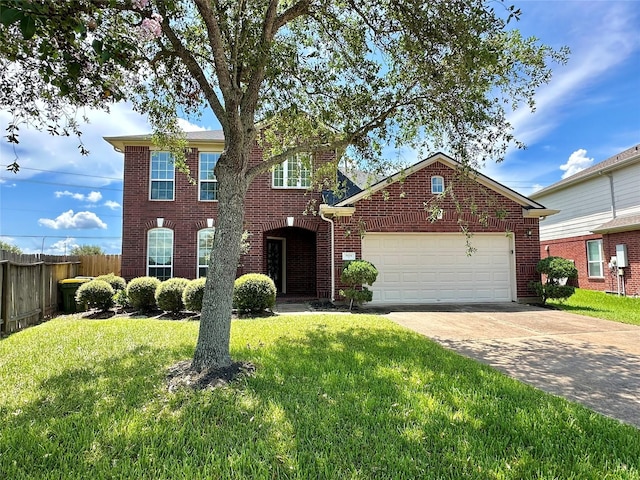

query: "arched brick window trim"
left=261, top=217, right=320, bottom=232
left=144, top=219, right=176, bottom=230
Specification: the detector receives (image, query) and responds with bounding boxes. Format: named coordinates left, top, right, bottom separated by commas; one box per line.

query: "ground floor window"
left=197, top=228, right=215, bottom=278
left=148, top=228, right=173, bottom=280
left=586, top=239, right=604, bottom=277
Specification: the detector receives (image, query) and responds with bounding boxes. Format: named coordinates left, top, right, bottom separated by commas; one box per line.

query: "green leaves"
left=0, top=7, right=22, bottom=27
left=0, top=5, right=35, bottom=39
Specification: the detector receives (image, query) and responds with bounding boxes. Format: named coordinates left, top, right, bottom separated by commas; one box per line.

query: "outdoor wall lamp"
left=287, top=216, right=294, bottom=227
left=526, top=229, right=533, bottom=238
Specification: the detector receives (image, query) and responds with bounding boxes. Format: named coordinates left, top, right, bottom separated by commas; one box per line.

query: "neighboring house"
left=530, top=144, right=640, bottom=296
left=104, top=131, right=553, bottom=304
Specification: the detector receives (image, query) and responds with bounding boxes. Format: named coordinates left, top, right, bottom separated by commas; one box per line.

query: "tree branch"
left=192, top=0, right=236, bottom=105
left=154, top=2, right=228, bottom=130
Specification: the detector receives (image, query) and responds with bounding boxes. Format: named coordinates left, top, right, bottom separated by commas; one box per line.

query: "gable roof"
left=334, top=152, right=551, bottom=215
left=530, top=144, right=640, bottom=199
left=104, top=130, right=225, bottom=151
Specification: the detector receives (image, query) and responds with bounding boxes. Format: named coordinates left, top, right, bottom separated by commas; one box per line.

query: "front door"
left=266, top=238, right=284, bottom=293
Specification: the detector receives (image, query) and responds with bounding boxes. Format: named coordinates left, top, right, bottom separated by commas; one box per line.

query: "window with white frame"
left=272, top=153, right=312, bottom=188
left=199, top=153, right=219, bottom=201
left=147, top=228, right=173, bottom=280
left=431, top=175, right=444, bottom=194
left=197, top=228, right=215, bottom=278
left=587, top=239, right=604, bottom=277
left=150, top=152, right=175, bottom=200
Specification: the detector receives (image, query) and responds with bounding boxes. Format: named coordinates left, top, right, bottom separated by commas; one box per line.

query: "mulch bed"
left=166, top=359, right=256, bottom=391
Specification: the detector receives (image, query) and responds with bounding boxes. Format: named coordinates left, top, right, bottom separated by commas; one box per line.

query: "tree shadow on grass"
left=2, top=321, right=639, bottom=479
left=546, top=303, right=605, bottom=314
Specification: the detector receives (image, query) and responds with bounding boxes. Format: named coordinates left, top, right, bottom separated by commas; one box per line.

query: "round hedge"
left=155, top=278, right=189, bottom=313
left=127, top=276, right=161, bottom=311
left=75, top=279, right=115, bottom=312
left=233, top=273, right=276, bottom=314
left=95, top=273, right=126, bottom=292
left=183, top=277, right=206, bottom=313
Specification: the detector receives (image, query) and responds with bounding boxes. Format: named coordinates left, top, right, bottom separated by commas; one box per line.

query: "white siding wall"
left=536, top=176, right=611, bottom=240
left=613, top=163, right=640, bottom=214
left=535, top=162, right=640, bottom=241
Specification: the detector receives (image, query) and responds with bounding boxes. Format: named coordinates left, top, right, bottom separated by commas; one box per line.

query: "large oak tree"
left=0, top=0, right=565, bottom=372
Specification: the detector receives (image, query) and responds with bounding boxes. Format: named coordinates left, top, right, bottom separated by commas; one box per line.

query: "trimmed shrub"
left=530, top=256, right=578, bottom=305
left=183, top=277, right=206, bottom=313
left=233, top=273, right=276, bottom=314
left=113, top=288, right=131, bottom=309
left=156, top=278, right=189, bottom=314
left=95, top=273, right=126, bottom=292
left=127, top=276, right=161, bottom=311
left=75, top=279, right=115, bottom=312
left=340, top=260, right=378, bottom=309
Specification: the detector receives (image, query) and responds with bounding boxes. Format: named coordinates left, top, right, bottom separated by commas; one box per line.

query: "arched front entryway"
left=263, top=226, right=317, bottom=297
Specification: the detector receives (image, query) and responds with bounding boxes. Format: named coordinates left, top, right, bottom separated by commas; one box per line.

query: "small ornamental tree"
left=530, top=256, right=578, bottom=305
left=340, top=260, right=379, bottom=310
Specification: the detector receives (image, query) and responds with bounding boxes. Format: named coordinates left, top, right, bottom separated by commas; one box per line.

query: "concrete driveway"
left=383, top=303, right=640, bottom=428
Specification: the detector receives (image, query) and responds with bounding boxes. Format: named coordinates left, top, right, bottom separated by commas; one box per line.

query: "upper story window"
left=273, top=153, right=312, bottom=188
left=147, top=228, right=173, bottom=281
left=150, top=152, right=175, bottom=200
left=586, top=239, right=604, bottom=277
left=431, top=176, right=444, bottom=194
left=199, top=153, right=219, bottom=201
left=197, top=228, right=215, bottom=278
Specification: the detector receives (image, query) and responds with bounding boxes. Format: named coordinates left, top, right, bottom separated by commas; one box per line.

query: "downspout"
left=600, top=171, right=616, bottom=219
left=320, top=210, right=335, bottom=302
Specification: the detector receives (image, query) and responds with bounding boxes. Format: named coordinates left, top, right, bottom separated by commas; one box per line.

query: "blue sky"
left=1, top=0, right=639, bottom=255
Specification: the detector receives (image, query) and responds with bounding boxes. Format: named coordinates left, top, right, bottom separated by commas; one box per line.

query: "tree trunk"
left=191, top=151, right=249, bottom=372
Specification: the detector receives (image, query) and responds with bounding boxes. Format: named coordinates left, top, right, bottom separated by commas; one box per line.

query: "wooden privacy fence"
left=78, top=254, right=121, bottom=277
left=0, top=252, right=121, bottom=335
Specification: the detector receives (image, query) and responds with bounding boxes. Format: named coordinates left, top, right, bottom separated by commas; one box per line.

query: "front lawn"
left=548, top=288, right=640, bottom=325
left=1, top=315, right=639, bottom=479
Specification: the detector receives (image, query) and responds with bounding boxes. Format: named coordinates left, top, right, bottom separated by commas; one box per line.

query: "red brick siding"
left=334, top=162, right=541, bottom=301
left=541, top=231, right=640, bottom=295
left=121, top=145, right=331, bottom=297
left=123, top=149, right=541, bottom=301
left=606, top=231, right=640, bottom=296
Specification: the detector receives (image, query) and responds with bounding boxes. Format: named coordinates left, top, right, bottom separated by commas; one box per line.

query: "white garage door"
left=362, top=233, right=514, bottom=304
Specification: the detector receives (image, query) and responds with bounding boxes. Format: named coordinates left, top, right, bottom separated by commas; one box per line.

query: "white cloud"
left=560, top=149, right=594, bottom=179
left=48, top=238, right=78, bottom=255
left=0, top=102, right=151, bottom=184
left=177, top=118, right=207, bottom=132
left=104, top=200, right=121, bottom=210
left=530, top=184, right=544, bottom=194
left=507, top=2, right=640, bottom=146
left=55, top=190, right=103, bottom=202
left=86, top=191, right=103, bottom=202
left=38, top=210, right=107, bottom=230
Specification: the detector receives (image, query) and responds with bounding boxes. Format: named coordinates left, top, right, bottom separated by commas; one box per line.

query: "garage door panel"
left=362, top=233, right=513, bottom=304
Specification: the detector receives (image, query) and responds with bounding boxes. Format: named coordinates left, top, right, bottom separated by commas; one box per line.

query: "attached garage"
left=362, top=233, right=515, bottom=304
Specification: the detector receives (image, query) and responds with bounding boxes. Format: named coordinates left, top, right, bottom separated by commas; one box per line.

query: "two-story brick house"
left=105, top=131, right=554, bottom=304
left=530, top=144, right=640, bottom=296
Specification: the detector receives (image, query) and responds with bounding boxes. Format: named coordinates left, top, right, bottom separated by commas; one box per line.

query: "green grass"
left=1, top=315, right=639, bottom=479
left=548, top=288, right=640, bottom=325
